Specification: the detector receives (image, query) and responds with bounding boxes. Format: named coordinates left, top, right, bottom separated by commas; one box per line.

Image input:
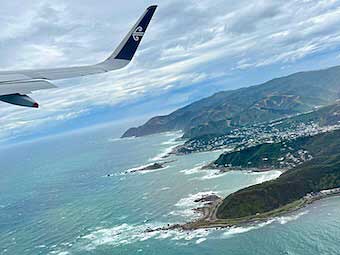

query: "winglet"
left=100, top=5, right=157, bottom=69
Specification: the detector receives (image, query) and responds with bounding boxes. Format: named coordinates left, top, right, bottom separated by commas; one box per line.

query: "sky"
left=1, top=0, right=340, bottom=144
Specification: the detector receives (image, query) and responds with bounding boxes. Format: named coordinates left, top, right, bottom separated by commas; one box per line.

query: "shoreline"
left=202, top=163, right=289, bottom=174
left=144, top=131, right=340, bottom=233
left=149, top=189, right=340, bottom=233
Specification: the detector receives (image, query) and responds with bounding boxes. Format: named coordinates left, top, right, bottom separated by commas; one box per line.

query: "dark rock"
left=129, top=163, right=164, bottom=173
left=194, top=194, right=220, bottom=203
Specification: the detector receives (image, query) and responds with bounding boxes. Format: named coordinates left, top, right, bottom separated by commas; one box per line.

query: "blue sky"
left=1, top=0, right=340, bottom=144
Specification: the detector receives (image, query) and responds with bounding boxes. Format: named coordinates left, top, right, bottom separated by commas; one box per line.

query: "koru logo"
left=132, top=26, right=144, bottom=41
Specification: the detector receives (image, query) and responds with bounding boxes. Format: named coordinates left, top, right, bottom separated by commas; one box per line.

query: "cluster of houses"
left=177, top=120, right=340, bottom=155
left=304, top=188, right=340, bottom=200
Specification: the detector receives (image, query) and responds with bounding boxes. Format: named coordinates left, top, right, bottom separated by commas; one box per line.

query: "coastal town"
left=174, top=120, right=340, bottom=156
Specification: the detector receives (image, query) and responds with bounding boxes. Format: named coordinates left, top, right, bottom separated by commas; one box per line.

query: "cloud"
left=226, top=1, right=282, bottom=34
left=1, top=0, right=340, bottom=143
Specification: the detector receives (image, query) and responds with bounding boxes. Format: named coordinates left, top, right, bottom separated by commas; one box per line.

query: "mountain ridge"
left=122, top=65, right=340, bottom=138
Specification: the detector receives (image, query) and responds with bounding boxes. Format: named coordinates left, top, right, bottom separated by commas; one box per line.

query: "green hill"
left=123, top=66, right=340, bottom=138
left=213, top=136, right=313, bottom=170
left=216, top=129, right=340, bottom=219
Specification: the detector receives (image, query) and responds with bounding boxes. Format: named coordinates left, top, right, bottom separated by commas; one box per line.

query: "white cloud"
left=1, top=0, right=340, bottom=143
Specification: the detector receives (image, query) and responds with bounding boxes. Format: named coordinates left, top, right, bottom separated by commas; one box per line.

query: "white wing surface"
left=0, top=5, right=157, bottom=108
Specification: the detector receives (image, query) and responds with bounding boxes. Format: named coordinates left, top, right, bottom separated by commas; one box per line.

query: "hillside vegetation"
left=216, top=129, right=340, bottom=219
left=123, top=66, right=340, bottom=138
left=213, top=136, right=313, bottom=169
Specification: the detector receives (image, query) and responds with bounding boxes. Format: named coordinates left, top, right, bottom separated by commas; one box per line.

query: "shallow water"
left=0, top=123, right=339, bottom=255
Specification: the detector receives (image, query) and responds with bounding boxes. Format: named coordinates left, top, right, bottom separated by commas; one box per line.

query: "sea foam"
left=252, top=170, right=282, bottom=184
left=149, top=132, right=184, bottom=161
left=222, top=219, right=275, bottom=238
left=170, top=191, right=220, bottom=219
left=221, top=210, right=309, bottom=239
left=80, top=222, right=211, bottom=251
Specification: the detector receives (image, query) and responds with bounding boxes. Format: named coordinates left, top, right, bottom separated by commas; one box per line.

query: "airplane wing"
left=0, top=5, right=157, bottom=108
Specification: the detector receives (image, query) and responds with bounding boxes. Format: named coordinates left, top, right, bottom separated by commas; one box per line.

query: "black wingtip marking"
left=115, top=5, right=158, bottom=61
left=148, top=5, right=158, bottom=10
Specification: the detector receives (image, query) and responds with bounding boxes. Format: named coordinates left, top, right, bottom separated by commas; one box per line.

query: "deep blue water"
left=0, top=123, right=339, bottom=255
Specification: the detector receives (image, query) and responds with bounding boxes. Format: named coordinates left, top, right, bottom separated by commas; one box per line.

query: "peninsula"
left=161, top=129, right=340, bottom=231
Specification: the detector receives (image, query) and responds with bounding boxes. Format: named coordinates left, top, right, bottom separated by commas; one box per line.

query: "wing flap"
left=0, top=74, right=32, bottom=83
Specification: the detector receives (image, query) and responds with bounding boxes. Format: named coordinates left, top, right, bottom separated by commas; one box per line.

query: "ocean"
left=0, top=122, right=339, bottom=255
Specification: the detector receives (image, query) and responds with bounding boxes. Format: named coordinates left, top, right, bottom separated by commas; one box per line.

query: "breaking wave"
left=180, top=163, right=227, bottom=180
left=80, top=223, right=211, bottom=251
left=275, top=210, right=309, bottom=225
left=80, top=210, right=309, bottom=251
left=180, top=165, right=204, bottom=175
left=222, top=210, right=309, bottom=238
left=149, top=132, right=184, bottom=161
left=170, top=191, right=219, bottom=219
left=251, top=170, right=282, bottom=184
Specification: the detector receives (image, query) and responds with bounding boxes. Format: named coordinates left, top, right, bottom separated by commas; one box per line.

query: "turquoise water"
left=0, top=123, right=339, bottom=255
